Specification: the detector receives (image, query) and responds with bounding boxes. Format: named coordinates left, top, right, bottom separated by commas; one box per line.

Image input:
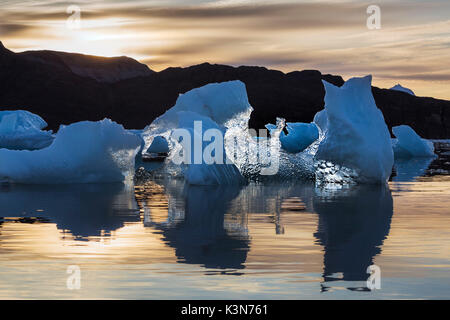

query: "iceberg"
left=390, top=84, right=415, bottom=96
left=174, top=111, right=246, bottom=185
left=142, top=80, right=252, bottom=143
left=0, top=110, right=54, bottom=150
left=392, top=125, right=435, bottom=158
left=0, top=119, right=141, bottom=184
left=279, top=122, right=318, bottom=153
left=315, top=75, right=394, bottom=184
left=142, top=81, right=315, bottom=184
left=313, top=109, right=328, bottom=136
left=0, top=110, right=47, bottom=131
left=142, top=76, right=399, bottom=185
left=141, top=81, right=250, bottom=185
left=266, top=121, right=319, bottom=153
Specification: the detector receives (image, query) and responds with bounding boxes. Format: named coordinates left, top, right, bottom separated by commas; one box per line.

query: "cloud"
left=5, top=1, right=450, bottom=28
left=378, top=73, right=450, bottom=82
left=1, top=0, right=449, bottom=98
left=0, top=23, right=33, bottom=36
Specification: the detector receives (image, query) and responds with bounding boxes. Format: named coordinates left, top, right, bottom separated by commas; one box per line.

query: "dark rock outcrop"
left=18, top=49, right=154, bottom=83
left=0, top=41, right=448, bottom=138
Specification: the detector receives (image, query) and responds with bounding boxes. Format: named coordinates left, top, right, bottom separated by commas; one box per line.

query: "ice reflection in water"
left=0, top=153, right=449, bottom=298
left=313, top=185, right=393, bottom=290
left=1, top=178, right=394, bottom=284
left=135, top=178, right=393, bottom=287
left=0, top=183, right=139, bottom=240
left=136, top=180, right=249, bottom=270
left=392, top=158, right=434, bottom=182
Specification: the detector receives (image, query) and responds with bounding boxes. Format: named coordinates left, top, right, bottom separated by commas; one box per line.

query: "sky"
left=1, top=0, right=449, bottom=99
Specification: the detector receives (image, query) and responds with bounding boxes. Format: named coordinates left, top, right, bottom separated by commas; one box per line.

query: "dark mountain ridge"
left=18, top=49, right=154, bottom=82
left=0, top=41, right=448, bottom=138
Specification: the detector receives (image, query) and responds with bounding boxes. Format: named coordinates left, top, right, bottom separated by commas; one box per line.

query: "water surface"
left=0, top=147, right=449, bottom=299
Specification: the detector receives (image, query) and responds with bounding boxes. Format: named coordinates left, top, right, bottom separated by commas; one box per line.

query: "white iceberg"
left=390, top=84, right=415, bottom=96
left=141, top=81, right=250, bottom=185
left=392, top=125, right=435, bottom=158
left=0, top=110, right=54, bottom=150
left=143, top=76, right=400, bottom=185
left=315, top=75, right=394, bottom=184
left=0, top=119, right=141, bottom=184
left=143, top=80, right=252, bottom=143
left=177, top=112, right=246, bottom=185
left=313, top=109, right=328, bottom=136
left=266, top=121, right=319, bottom=153
left=142, top=81, right=321, bottom=183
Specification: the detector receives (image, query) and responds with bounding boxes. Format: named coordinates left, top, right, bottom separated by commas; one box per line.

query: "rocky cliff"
left=0, top=41, right=448, bottom=138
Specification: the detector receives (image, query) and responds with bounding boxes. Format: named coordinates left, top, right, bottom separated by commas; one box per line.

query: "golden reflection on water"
left=0, top=177, right=449, bottom=298
left=369, top=180, right=450, bottom=283
left=0, top=180, right=448, bottom=267
left=0, top=220, right=176, bottom=264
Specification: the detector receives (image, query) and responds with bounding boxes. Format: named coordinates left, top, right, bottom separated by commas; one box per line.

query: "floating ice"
left=141, top=81, right=251, bottom=185
left=174, top=111, right=246, bottom=185
left=142, top=77, right=398, bottom=185
left=142, top=81, right=316, bottom=184
left=313, top=109, right=328, bottom=136
left=0, top=119, right=141, bottom=184
left=392, top=125, right=435, bottom=158
left=315, top=75, right=394, bottom=184
left=142, top=80, right=252, bottom=144
left=0, top=110, right=54, bottom=150
left=390, top=84, right=415, bottom=96
left=266, top=121, right=319, bottom=153
left=0, top=110, right=48, bottom=131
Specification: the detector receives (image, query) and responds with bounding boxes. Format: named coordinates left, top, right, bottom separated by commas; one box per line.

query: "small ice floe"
left=0, top=119, right=141, bottom=184
left=392, top=125, right=435, bottom=159
left=266, top=121, right=319, bottom=153
left=389, top=84, right=415, bottom=96
left=0, top=110, right=54, bottom=150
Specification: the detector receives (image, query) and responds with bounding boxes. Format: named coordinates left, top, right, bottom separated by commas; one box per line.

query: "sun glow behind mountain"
left=1, top=0, right=449, bottom=99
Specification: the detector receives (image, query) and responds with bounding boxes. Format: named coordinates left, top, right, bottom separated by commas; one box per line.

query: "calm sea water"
left=0, top=143, right=449, bottom=299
